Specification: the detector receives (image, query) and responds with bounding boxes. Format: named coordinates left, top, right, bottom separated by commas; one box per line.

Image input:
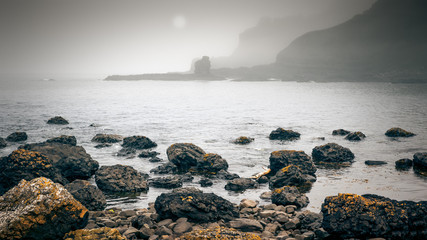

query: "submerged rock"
left=232, top=136, right=254, bottom=145
left=365, top=160, right=387, bottom=166
left=345, top=131, right=366, bottom=141
left=122, top=135, right=157, bottom=149
left=269, top=128, right=301, bottom=141
left=216, top=169, right=240, bottom=180
left=47, top=116, right=69, bottom=125
left=322, top=193, right=427, bottom=239
left=138, top=150, right=160, bottom=158
left=149, top=176, right=183, bottom=189
left=312, top=143, right=355, bottom=165
left=0, top=137, right=6, bottom=148
left=180, top=226, right=261, bottom=240
left=95, top=164, right=149, bottom=193
left=6, top=131, right=28, bottom=142
left=269, top=150, right=316, bottom=176
left=225, top=178, right=259, bottom=192
left=91, top=133, right=123, bottom=143
left=167, top=143, right=206, bottom=172
left=199, top=178, right=213, bottom=187
left=332, top=129, right=350, bottom=136
left=395, top=158, right=413, bottom=170
left=64, top=227, right=126, bottom=240
left=116, top=147, right=136, bottom=157
left=94, top=143, right=112, bottom=149
left=271, top=186, right=309, bottom=209
left=46, top=135, right=77, bottom=146
left=385, top=127, right=415, bottom=137
left=0, top=177, right=88, bottom=240
left=65, top=179, right=107, bottom=211
left=413, top=152, right=427, bottom=168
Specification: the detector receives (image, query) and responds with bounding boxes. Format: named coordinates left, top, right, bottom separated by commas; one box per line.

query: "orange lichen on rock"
left=180, top=226, right=261, bottom=240
left=9, top=149, right=52, bottom=168
left=64, top=227, right=126, bottom=240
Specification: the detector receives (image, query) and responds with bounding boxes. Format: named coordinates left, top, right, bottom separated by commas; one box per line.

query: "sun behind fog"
left=172, top=15, right=187, bottom=29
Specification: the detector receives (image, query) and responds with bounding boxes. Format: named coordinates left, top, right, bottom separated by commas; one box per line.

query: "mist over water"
left=1, top=79, right=426, bottom=210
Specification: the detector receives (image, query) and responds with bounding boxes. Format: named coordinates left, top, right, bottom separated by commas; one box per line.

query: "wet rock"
left=150, top=162, right=178, bottom=174
left=395, top=158, right=413, bottom=170
left=20, top=142, right=99, bottom=181
left=225, top=178, right=259, bottom=192
left=116, top=147, right=136, bottom=157
left=269, top=150, right=317, bottom=176
left=138, top=150, right=160, bottom=158
left=385, top=127, right=415, bottom=137
left=216, top=169, right=240, bottom=180
left=122, top=135, right=157, bottom=150
left=180, top=226, right=261, bottom=239
left=365, top=160, right=387, bottom=166
left=229, top=218, right=263, bottom=232
left=92, top=133, right=123, bottom=143
left=199, top=178, right=213, bottom=187
left=271, top=186, right=309, bottom=209
left=95, top=143, right=112, bottom=149
left=0, top=137, right=6, bottom=148
left=413, top=152, right=427, bottom=168
left=47, top=116, right=69, bottom=125
left=149, top=156, right=162, bottom=162
left=269, top=128, right=301, bottom=141
left=232, top=136, right=254, bottom=145
left=332, top=129, right=350, bottom=136
left=269, top=165, right=313, bottom=191
left=345, top=131, right=366, bottom=141
left=196, top=153, right=229, bottom=173
left=167, top=143, right=206, bottom=172
left=65, top=179, right=107, bottom=211
left=154, top=190, right=239, bottom=223
left=312, top=143, right=355, bottom=165
left=322, top=193, right=427, bottom=239
left=95, top=164, right=149, bottom=193
left=6, top=131, right=28, bottom=142
left=150, top=176, right=183, bottom=189
left=0, top=149, right=67, bottom=195
left=64, top=227, right=126, bottom=240
left=0, top=177, right=88, bottom=240
left=46, top=135, right=77, bottom=146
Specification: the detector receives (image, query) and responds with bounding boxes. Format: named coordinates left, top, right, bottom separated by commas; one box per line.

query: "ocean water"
left=0, top=79, right=426, bottom=211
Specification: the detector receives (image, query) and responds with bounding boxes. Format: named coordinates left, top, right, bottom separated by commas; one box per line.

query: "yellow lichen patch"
left=180, top=226, right=261, bottom=240
left=9, top=149, right=52, bottom=169
left=271, top=150, right=303, bottom=158
left=64, top=227, right=126, bottom=240
left=181, top=196, right=193, bottom=202
left=280, top=164, right=300, bottom=173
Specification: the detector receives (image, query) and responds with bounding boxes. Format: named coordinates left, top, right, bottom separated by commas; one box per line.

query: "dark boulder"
left=46, top=135, right=77, bottom=146
left=166, top=143, right=206, bottom=172
left=216, top=169, right=240, bottom=180
left=345, top=131, right=366, bottom=141
left=269, top=128, right=300, bottom=141
left=154, top=190, right=239, bottom=223
left=64, top=228, right=126, bottom=240
left=312, top=143, right=355, bottom=165
left=332, top=129, right=350, bottom=136
left=150, top=162, right=178, bottom=174
left=6, top=131, right=28, bottom=142
left=47, top=116, right=69, bottom=125
left=269, top=150, right=316, bottom=176
left=271, top=186, right=309, bottom=209
left=269, top=165, right=313, bottom=191
left=116, top=147, right=136, bottom=157
left=385, top=127, right=415, bottom=137
left=322, top=193, right=427, bottom=239
left=224, top=178, right=259, bottom=192
left=413, top=152, right=427, bottom=168
left=199, top=178, right=213, bottom=187
left=94, top=143, right=112, bottom=149
left=149, top=176, right=183, bottom=189
left=196, top=153, right=229, bottom=173
left=232, top=136, right=254, bottom=145
left=0, top=137, right=6, bottom=148
left=138, top=150, right=160, bottom=158
left=395, top=158, right=413, bottom=170
left=122, top=135, right=157, bottom=150
left=0, top=177, right=88, bottom=240
left=0, top=149, right=67, bottom=195
left=148, top=156, right=162, bottom=162
left=95, top=164, right=149, bottom=193
left=20, top=142, right=99, bottom=181
left=365, top=160, right=387, bottom=166
left=65, top=179, right=107, bottom=211
left=91, top=133, right=123, bottom=143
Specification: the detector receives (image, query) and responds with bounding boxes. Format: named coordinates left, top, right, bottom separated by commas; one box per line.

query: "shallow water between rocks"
left=1, top=79, right=426, bottom=211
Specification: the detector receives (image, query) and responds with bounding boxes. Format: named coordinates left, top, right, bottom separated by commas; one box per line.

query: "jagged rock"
left=232, top=136, right=254, bottom=145
left=196, top=153, right=229, bottom=173
left=345, top=131, right=366, bottom=141
left=155, top=189, right=239, bottom=223
left=199, top=178, right=213, bottom=187
left=194, top=56, right=211, bottom=75
left=216, top=169, right=240, bottom=180
left=148, top=156, right=162, bottom=162
left=122, top=135, right=157, bottom=150
left=224, top=178, right=259, bottom=192
left=46, top=135, right=77, bottom=146
left=91, top=134, right=123, bottom=143
left=6, top=131, right=28, bottom=142
left=395, top=158, right=413, bottom=170
left=20, top=142, right=99, bottom=181
left=312, top=143, right=355, bottom=165
left=271, top=186, right=309, bottom=209
left=167, top=143, right=206, bottom=172
left=47, top=116, right=69, bottom=125
left=385, top=127, right=415, bottom=137
left=150, top=162, right=178, bottom=174
left=116, top=147, right=136, bottom=157
left=180, top=226, right=261, bottom=239
left=0, top=177, right=88, bottom=240
left=229, top=218, right=263, bottom=232
left=65, top=179, right=107, bottom=211
left=0, top=149, right=67, bottom=195
left=269, top=128, right=301, bottom=141
left=64, top=227, right=126, bottom=240
left=269, top=150, right=317, bottom=176
left=322, top=193, right=427, bottom=239
left=365, top=160, right=387, bottom=166
left=95, top=164, right=149, bottom=193
left=332, top=129, right=350, bottom=136
left=413, top=152, right=427, bottom=168
left=0, top=137, right=6, bottom=148
left=138, top=150, right=160, bottom=158
left=149, top=176, right=183, bottom=189
left=269, top=165, right=313, bottom=191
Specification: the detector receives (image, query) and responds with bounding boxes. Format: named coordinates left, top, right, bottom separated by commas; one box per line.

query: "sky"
left=0, top=0, right=375, bottom=79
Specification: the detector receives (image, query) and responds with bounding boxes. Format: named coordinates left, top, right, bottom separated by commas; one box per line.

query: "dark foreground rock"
left=155, top=189, right=239, bottom=223
left=122, top=135, right=157, bottom=149
left=312, top=143, right=355, bottom=165
left=395, top=158, right=413, bottom=170
left=64, top=227, right=126, bottom=240
left=385, top=127, right=415, bottom=137
left=322, top=193, right=427, bottom=239
left=0, top=137, right=6, bottom=148
left=332, top=129, right=350, bottom=136
left=167, top=143, right=206, bottom=172
left=20, top=142, right=99, bottom=181
left=269, top=150, right=317, bottom=176
left=413, top=152, right=427, bottom=168
left=345, top=131, right=366, bottom=141
left=271, top=186, right=309, bottom=209
left=6, top=131, right=28, bottom=142
left=46, top=135, right=77, bottom=146
left=232, top=136, right=254, bottom=144
left=95, top=164, right=149, bottom=193
left=0, top=177, right=88, bottom=240
left=91, top=133, right=123, bottom=143
left=180, top=226, right=261, bottom=239
left=149, top=176, right=183, bottom=189
left=47, top=116, right=69, bottom=125
left=269, top=128, right=301, bottom=141
left=365, top=160, right=387, bottom=166
left=65, top=179, right=107, bottom=211
left=269, top=165, right=314, bottom=191
left=225, top=178, right=259, bottom=192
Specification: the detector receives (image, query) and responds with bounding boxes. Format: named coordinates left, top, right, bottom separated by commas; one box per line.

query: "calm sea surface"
left=1, top=79, right=426, bottom=211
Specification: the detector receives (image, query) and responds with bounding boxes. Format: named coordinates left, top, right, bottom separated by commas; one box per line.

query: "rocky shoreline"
left=0, top=118, right=426, bottom=239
